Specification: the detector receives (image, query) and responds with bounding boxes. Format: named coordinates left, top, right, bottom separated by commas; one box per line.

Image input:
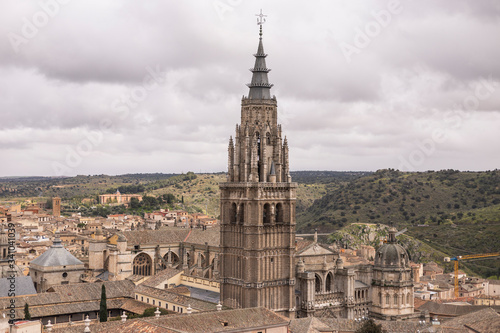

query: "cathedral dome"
left=374, top=228, right=409, bottom=268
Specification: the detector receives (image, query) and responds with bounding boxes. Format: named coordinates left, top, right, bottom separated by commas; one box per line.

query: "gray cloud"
left=0, top=0, right=499, bottom=176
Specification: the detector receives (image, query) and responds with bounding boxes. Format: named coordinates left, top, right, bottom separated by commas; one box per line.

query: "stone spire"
left=247, top=24, right=273, bottom=99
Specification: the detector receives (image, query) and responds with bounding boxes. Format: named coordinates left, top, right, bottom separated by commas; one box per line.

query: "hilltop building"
left=99, top=190, right=142, bottom=205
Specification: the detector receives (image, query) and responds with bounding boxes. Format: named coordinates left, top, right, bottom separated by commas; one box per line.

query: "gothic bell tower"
left=220, top=14, right=297, bottom=318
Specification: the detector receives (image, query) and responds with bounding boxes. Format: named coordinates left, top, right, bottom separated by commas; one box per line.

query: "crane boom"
left=444, top=252, right=500, bottom=298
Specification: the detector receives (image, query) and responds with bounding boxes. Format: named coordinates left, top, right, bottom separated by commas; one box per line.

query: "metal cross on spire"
left=256, top=9, right=267, bottom=25
left=256, top=9, right=267, bottom=38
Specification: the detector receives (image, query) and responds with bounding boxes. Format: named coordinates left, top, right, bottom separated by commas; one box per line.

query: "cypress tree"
left=24, top=303, right=31, bottom=320
left=99, top=284, right=108, bottom=322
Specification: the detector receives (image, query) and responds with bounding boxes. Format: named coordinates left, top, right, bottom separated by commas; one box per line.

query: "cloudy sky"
left=1, top=0, right=499, bottom=177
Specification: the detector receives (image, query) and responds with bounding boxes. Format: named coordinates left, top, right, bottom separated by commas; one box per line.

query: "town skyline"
left=1, top=1, right=499, bottom=177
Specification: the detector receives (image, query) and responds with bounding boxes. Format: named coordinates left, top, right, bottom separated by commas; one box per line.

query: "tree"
left=355, top=319, right=386, bottom=333
left=130, top=197, right=140, bottom=209
left=99, top=284, right=108, bottom=322
left=143, top=307, right=169, bottom=317
left=24, top=303, right=31, bottom=320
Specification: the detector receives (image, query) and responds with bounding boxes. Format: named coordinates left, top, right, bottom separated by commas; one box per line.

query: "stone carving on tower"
left=219, top=12, right=297, bottom=319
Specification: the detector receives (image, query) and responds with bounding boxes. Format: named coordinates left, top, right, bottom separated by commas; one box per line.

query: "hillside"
left=297, top=169, right=500, bottom=278
left=1, top=171, right=366, bottom=219
left=329, top=223, right=481, bottom=277
left=0, top=173, right=180, bottom=199
left=298, top=169, right=500, bottom=231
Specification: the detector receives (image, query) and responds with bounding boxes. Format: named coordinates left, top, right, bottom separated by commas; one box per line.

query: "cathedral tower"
left=219, top=19, right=297, bottom=318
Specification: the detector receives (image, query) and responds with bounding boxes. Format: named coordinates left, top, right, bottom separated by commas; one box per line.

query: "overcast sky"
left=1, top=0, right=499, bottom=177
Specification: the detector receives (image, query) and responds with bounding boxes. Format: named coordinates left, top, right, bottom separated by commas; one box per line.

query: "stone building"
left=370, top=228, right=414, bottom=320
left=29, top=233, right=85, bottom=292
left=88, top=227, right=221, bottom=282
left=219, top=24, right=296, bottom=319
left=52, top=197, right=61, bottom=217
left=99, top=190, right=142, bottom=205
left=295, top=232, right=372, bottom=319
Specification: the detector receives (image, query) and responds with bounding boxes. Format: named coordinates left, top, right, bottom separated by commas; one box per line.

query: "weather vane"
left=256, top=9, right=267, bottom=25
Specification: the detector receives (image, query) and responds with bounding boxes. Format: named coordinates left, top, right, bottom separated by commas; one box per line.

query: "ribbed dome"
left=374, top=228, right=409, bottom=268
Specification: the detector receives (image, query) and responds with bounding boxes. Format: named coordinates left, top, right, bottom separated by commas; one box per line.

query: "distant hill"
left=0, top=173, right=180, bottom=199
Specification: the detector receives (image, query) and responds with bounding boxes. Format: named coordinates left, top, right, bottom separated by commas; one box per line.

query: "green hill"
left=328, top=223, right=485, bottom=277
left=297, top=169, right=500, bottom=278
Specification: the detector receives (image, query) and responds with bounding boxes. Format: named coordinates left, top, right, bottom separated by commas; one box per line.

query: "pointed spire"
left=247, top=12, right=273, bottom=100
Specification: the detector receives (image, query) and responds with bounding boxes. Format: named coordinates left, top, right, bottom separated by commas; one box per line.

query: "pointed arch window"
left=275, top=203, right=283, bottom=223
left=263, top=203, right=271, bottom=224
left=315, top=274, right=322, bottom=293
left=325, top=272, right=333, bottom=292
left=230, top=203, right=237, bottom=223
left=239, top=203, right=245, bottom=224
left=133, top=253, right=152, bottom=276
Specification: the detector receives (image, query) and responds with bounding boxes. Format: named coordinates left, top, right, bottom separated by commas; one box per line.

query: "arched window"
left=263, top=204, right=271, bottom=224
left=239, top=203, right=245, bottom=224
left=385, top=294, right=390, bottom=306
left=406, top=293, right=410, bottom=304
left=266, top=132, right=271, bottom=145
left=230, top=203, right=237, bottom=223
left=325, top=272, right=333, bottom=292
left=275, top=203, right=283, bottom=223
left=394, top=294, right=398, bottom=306
left=315, top=274, right=322, bottom=293
left=133, top=253, right=152, bottom=276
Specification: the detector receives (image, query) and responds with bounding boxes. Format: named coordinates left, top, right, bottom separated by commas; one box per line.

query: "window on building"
left=315, top=274, right=322, bottom=293
left=135, top=295, right=138, bottom=300
left=147, top=298, right=149, bottom=303
left=141, top=296, right=143, bottom=301
left=173, top=306, right=175, bottom=311
left=153, top=300, right=155, bottom=305
left=166, top=304, right=168, bottom=309
left=394, top=294, right=398, bottom=306
left=386, top=294, right=389, bottom=305
left=159, top=302, right=161, bottom=307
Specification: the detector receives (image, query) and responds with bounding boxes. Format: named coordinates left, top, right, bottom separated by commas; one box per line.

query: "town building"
left=29, top=233, right=85, bottom=292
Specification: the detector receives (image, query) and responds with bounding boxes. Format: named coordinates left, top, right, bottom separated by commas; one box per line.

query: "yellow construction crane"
left=444, top=252, right=500, bottom=298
